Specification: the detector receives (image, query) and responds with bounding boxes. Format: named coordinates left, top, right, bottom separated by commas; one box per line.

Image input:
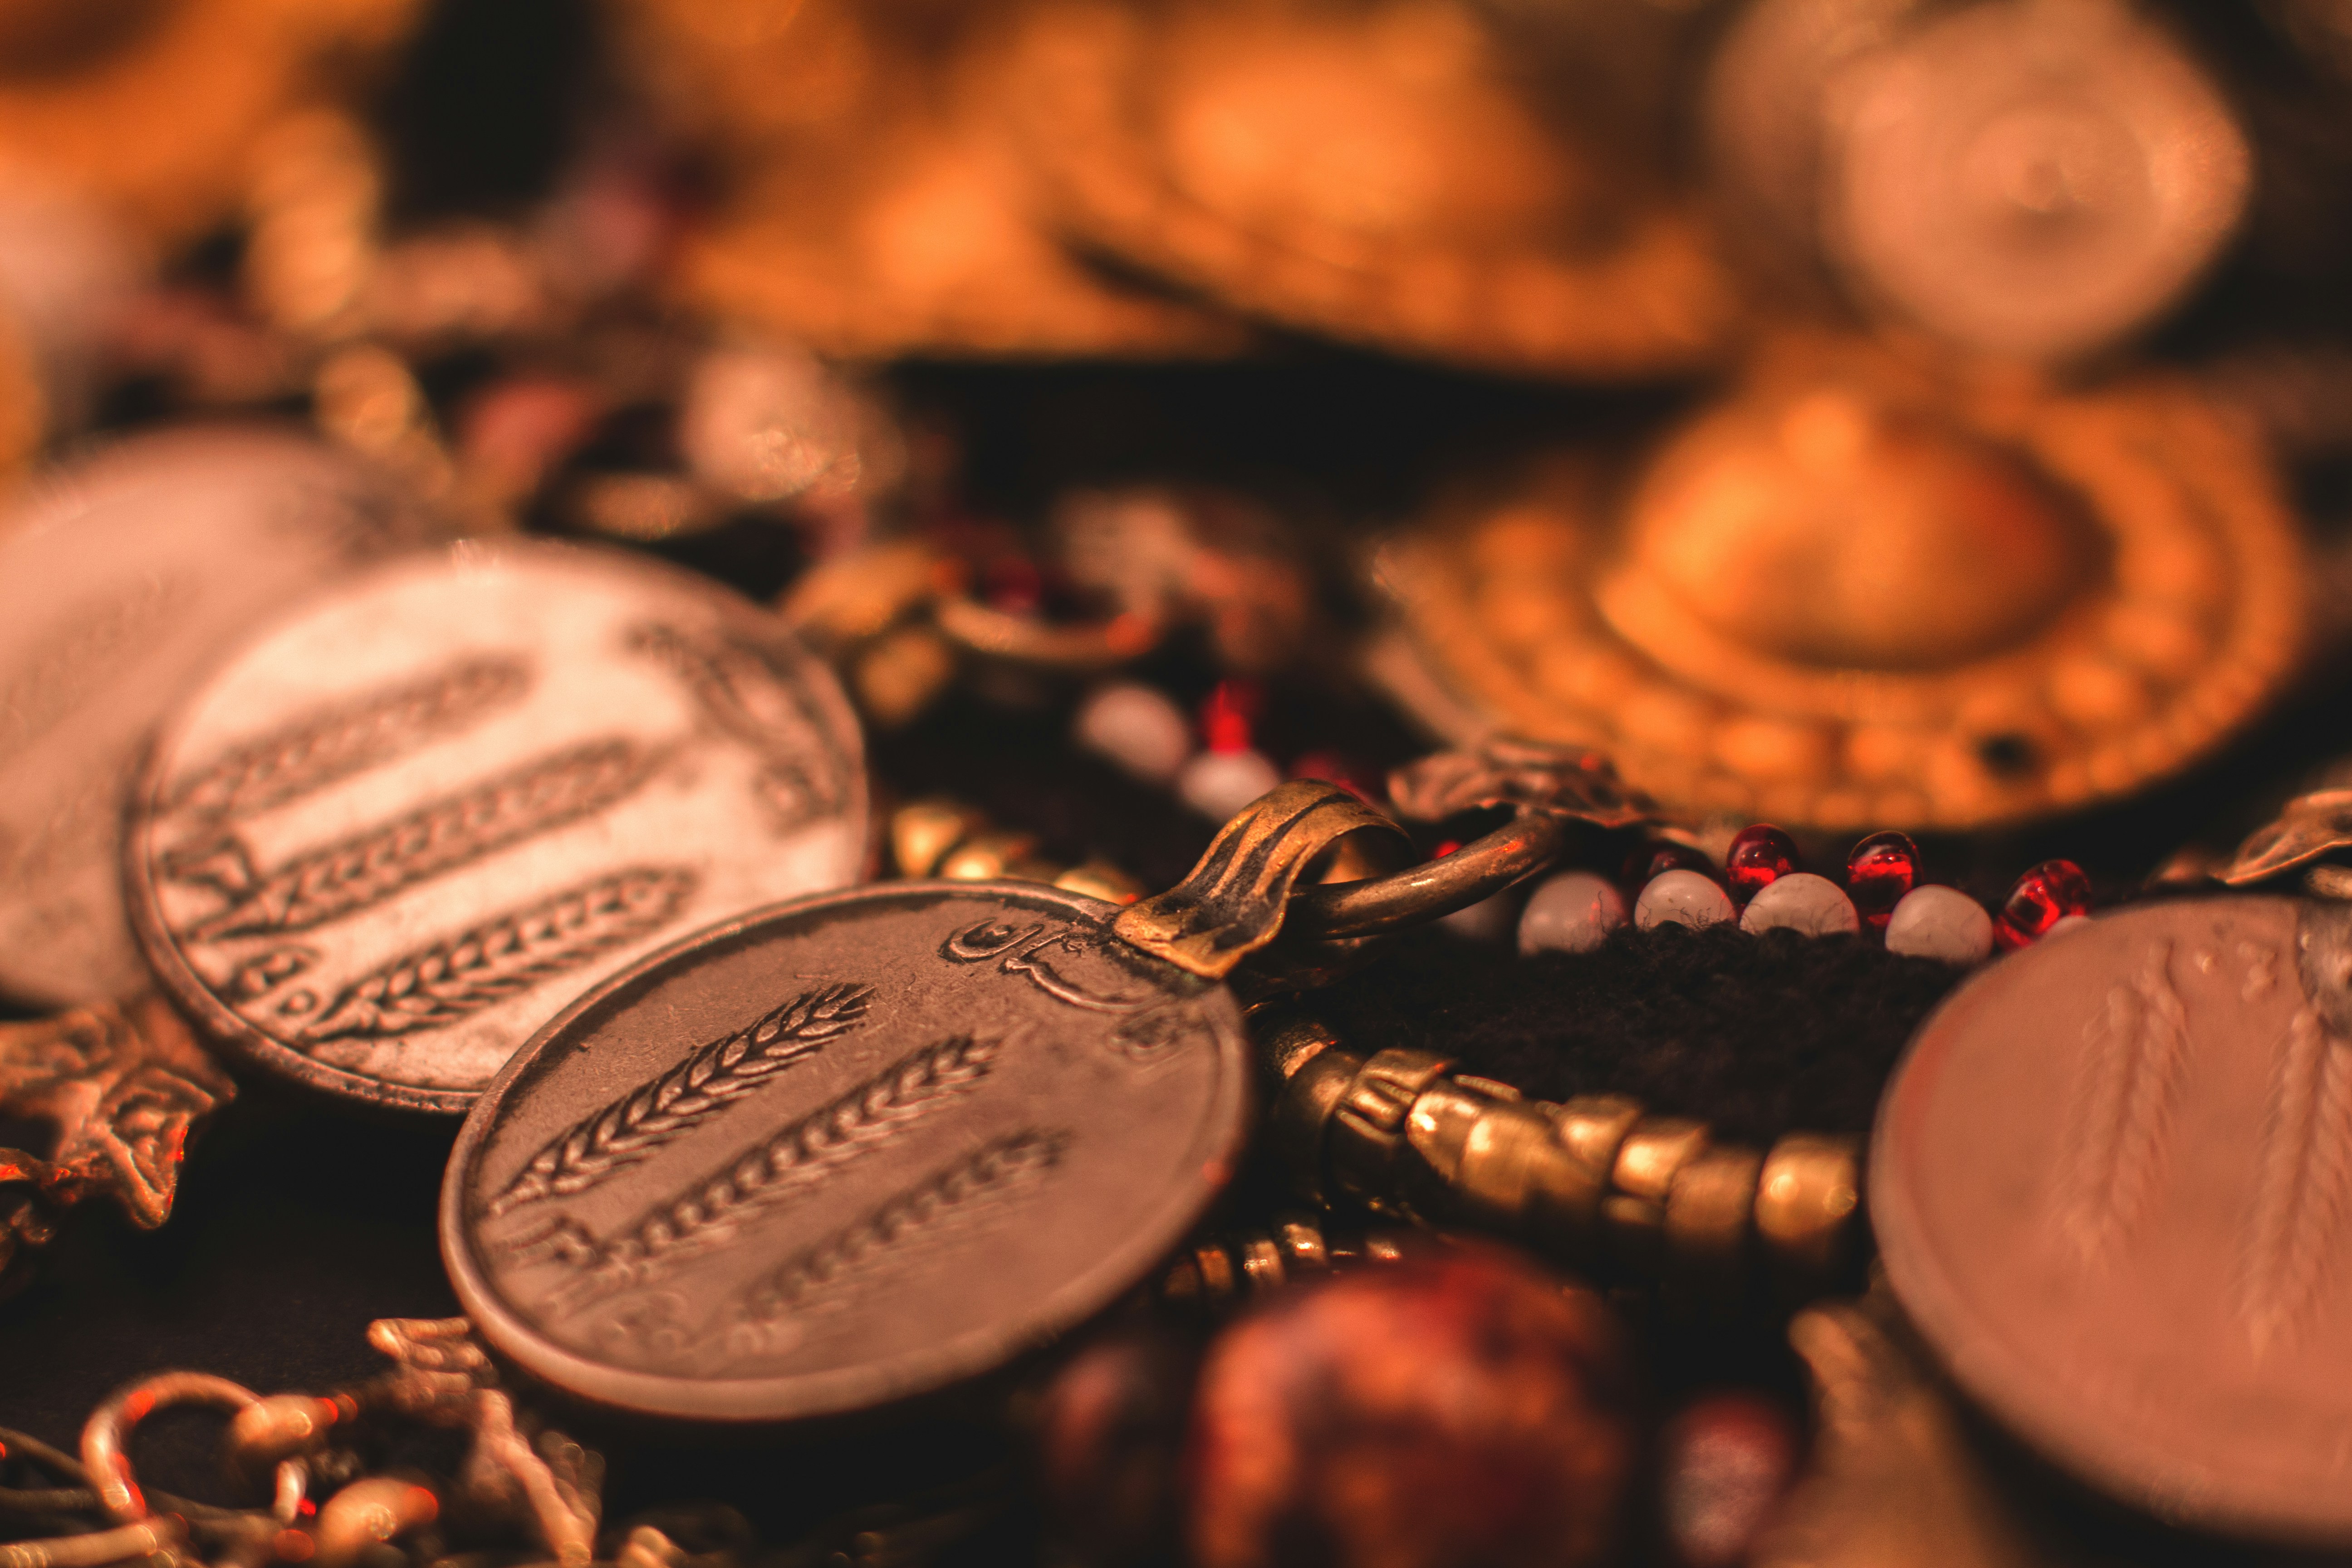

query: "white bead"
left=1635, top=869, right=1734, bottom=930
left=1739, top=872, right=1860, bottom=937
left=1177, top=748, right=1283, bottom=820
left=1073, top=681, right=1193, bottom=782
left=1884, top=885, right=1994, bottom=964
left=1518, top=872, right=1627, bottom=954
left=1441, top=888, right=1518, bottom=942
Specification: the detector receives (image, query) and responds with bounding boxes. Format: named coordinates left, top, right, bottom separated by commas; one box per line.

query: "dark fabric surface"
left=1310, top=923, right=1966, bottom=1142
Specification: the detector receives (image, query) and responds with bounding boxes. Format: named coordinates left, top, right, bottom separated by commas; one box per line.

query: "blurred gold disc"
left=0, top=0, right=422, bottom=246
left=1380, top=339, right=2306, bottom=832
left=1001, top=0, right=1741, bottom=378
left=614, top=0, right=1251, bottom=359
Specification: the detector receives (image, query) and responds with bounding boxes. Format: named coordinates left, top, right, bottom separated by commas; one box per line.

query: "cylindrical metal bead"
left=1754, top=1132, right=1864, bottom=1298
left=1236, top=1232, right=1287, bottom=1293
left=1524, top=1093, right=1645, bottom=1261
left=1269, top=1045, right=1367, bottom=1204
left=890, top=798, right=984, bottom=877
left=1328, top=1047, right=1456, bottom=1205
left=1603, top=1117, right=1712, bottom=1274
left=1663, top=1143, right=1765, bottom=1314
left=1445, top=1097, right=1563, bottom=1233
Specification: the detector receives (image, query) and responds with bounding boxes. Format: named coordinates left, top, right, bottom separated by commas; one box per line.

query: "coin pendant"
left=442, top=881, right=1248, bottom=1423
left=0, top=427, right=432, bottom=1007
left=125, top=539, right=866, bottom=1113
left=1873, top=897, right=2352, bottom=1545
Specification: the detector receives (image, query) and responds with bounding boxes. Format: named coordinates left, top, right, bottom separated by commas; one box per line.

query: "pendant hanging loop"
left=1286, top=737, right=1654, bottom=941
left=1116, top=740, right=1655, bottom=976
left=1112, top=781, right=1406, bottom=978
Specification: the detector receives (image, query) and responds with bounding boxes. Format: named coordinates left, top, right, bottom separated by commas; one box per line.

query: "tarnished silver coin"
left=1874, top=897, right=2352, bottom=1545
left=442, top=881, right=1247, bottom=1422
left=0, top=426, right=430, bottom=1007
left=125, top=539, right=866, bottom=1114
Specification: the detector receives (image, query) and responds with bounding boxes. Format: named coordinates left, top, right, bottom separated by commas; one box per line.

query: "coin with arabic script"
left=124, top=538, right=866, bottom=1114
left=1873, top=897, right=2352, bottom=1545
left=0, top=425, right=432, bottom=1008
left=443, top=880, right=1248, bottom=1422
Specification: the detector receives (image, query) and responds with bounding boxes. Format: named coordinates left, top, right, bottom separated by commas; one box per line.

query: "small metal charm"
left=0, top=996, right=232, bottom=1285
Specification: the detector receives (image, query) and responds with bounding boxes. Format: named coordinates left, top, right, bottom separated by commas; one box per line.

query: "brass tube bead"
left=1249, top=1011, right=1867, bottom=1310
left=886, top=797, right=1144, bottom=901
left=1325, top=1046, right=1457, bottom=1207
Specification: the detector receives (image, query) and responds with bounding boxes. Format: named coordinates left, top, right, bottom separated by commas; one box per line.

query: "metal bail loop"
left=1112, top=780, right=1406, bottom=979
left=1284, top=737, right=1654, bottom=941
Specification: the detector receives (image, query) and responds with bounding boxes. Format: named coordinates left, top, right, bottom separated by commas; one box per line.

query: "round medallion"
left=1823, top=0, right=2250, bottom=363
left=442, top=881, right=1248, bottom=1422
left=125, top=539, right=866, bottom=1113
left=613, top=0, right=1244, bottom=359
left=1378, top=342, right=2304, bottom=832
left=0, top=426, right=431, bottom=1007
left=1874, top=897, right=2352, bottom=1545
left=1000, top=0, right=1738, bottom=377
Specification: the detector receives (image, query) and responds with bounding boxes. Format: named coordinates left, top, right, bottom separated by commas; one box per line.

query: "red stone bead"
left=1993, top=858, right=2092, bottom=951
left=1724, top=824, right=1798, bottom=905
left=1036, top=1324, right=1196, bottom=1567
left=1844, top=831, right=1920, bottom=929
left=1186, top=1246, right=1638, bottom=1568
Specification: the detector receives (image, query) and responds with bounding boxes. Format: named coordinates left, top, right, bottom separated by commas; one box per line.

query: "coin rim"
left=0, top=423, right=430, bottom=1008
left=120, top=536, right=867, bottom=1115
left=1871, top=894, right=2352, bottom=1544
left=439, top=877, right=1251, bottom=1421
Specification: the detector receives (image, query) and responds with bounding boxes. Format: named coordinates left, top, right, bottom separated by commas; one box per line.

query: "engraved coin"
left=443, top=881, right=1248, bottom=1422
left=1873, top=897, right=2352, bottom=1544
left=0, top=426, right=430, bottom=1007
left=125, top=539, right=866, bottom=1113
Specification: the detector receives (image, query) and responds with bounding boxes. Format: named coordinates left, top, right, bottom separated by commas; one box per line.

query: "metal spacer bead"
left=1754, top=1132, right=1865, bottom=1299
left=1326, top=1047, right=1456, bottom=1207
left=1601, top=1116, right=1712, bottom=1276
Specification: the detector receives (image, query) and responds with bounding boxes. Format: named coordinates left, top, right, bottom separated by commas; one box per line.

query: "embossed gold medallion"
left=1873, top=897, right=2352, bottom=1545
left=1379, top=343, right=2304, bottom=832
left=125, top=539, right=866, bottom=1113
left=612, top=0, right=1247, bottom=360
left=441, top=881, right=1247, bottom=1422
left=0, top=426, right=431, bottom=1007
left=1000, top=0, right=1738, bottom=377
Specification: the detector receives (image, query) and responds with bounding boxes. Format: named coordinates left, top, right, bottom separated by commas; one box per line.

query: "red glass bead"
left=1844, top=830, right=1920, bottom=929
left=1627, top=841, right=1715, bottom=887
left=1289, top=750, right=1379, bottom=804
left=1198, top=680, right=1262, bottom=754
left=1723, top=824, right=1798, bottom=905
left=1993, top=858, right=2092, bottom=951
left=982, top=555, right=1044, bottom=614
